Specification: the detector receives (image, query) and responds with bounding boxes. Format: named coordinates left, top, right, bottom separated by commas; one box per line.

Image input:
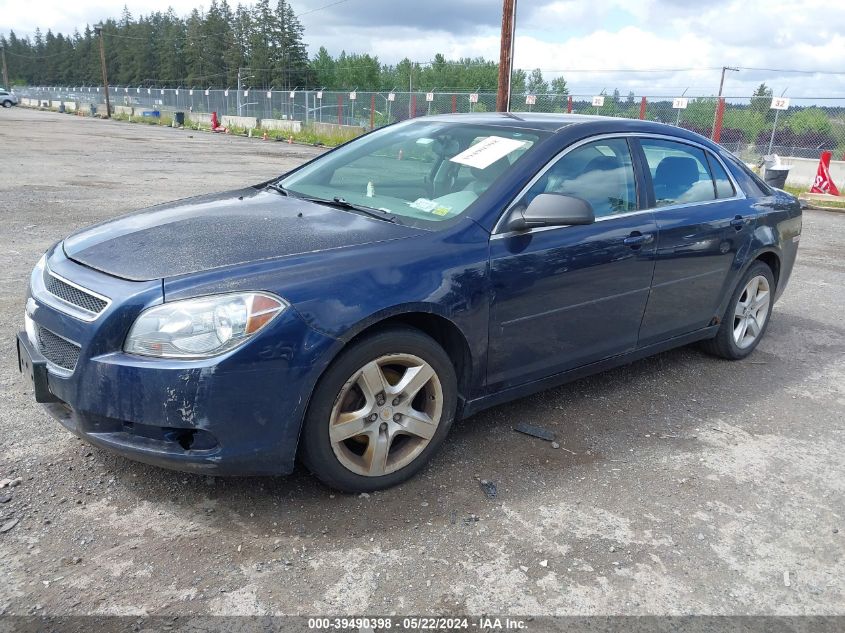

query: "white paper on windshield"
left=409, top=198, right=439, bottom=212
left=449, top=136, right=526, bottom=170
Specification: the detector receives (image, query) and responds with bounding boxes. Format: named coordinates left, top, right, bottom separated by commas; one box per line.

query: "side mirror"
left=506, top=193, right=595, bottom=232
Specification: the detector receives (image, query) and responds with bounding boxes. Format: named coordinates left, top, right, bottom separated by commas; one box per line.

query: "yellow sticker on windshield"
left=432, top=206, right=450, bottom=216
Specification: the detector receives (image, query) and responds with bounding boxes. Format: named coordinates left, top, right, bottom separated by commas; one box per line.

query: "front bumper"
left=20, top=248, right=340, bottom=476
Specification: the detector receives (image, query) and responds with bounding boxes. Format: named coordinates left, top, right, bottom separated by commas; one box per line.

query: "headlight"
left=124, top=292, right=287, bottom=359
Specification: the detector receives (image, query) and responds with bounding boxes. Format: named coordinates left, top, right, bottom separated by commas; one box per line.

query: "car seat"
left=653, top=156, right=699, bottom=201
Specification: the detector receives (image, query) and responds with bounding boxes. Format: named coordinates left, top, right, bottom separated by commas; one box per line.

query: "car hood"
left=63, top=187, right=423, bottom=281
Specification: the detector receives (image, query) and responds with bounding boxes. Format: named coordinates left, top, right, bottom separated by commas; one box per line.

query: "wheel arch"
left=331, top=308, right=476, bottom=417
left=754, top=250, right=781, bottom=288
left=716, top=247, right=782, bottom=322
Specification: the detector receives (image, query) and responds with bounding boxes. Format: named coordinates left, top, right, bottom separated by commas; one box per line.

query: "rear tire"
left=701, top=261, right=775, bottom=360
left=1, top=101, right=12, bottom=108
left=300, top=326, right=457, bottom=492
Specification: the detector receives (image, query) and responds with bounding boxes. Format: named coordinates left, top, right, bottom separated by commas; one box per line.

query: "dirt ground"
left=0, top=107, right=843, bottom=618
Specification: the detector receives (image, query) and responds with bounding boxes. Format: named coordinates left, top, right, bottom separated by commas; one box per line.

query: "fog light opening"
left=163, top=428, right=218, bottom=452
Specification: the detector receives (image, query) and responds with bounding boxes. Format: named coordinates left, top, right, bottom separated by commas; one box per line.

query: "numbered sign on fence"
left=387, top=93, right=395, bottom=102
left=124, top=87, right=128, bottom=93
left=770, top=97, right=790, bottom=110
left=672, top=97, right=688, bottom=109
left=525, top=95, right=537, bottom=105
left=160, top=89, right=165, bottom=95
left=592, top=95, right=605, bottom=107
left=266, top=91, right=272, bottom=99
left=224, top=89, right=229, bottom=97
left=349, top=91, right=357, bottom=100
left=174, top=89, right=179, bottom=95
left=316, top=91, right=323, bottom=99
left=426, top=92, right=434, bottom=102
left=148, top=88, right=152, bottom=94
left=137, top=87, right=141, bottom=93
left=96, top=87, right=100, bottom=92
left=243, top=89, right=248, bottom=97
left=469, top=93, right=479, bottom=103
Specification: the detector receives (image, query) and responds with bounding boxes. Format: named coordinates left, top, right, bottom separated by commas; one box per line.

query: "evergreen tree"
left=751, top=82, right=773, bottom=116
left=526, top=68, right=548, bottom=94
left=549, top=75, right=568, bottom=96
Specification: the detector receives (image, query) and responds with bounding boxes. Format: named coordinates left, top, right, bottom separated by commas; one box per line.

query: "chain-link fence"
left=15, top=86, right=845, bottom=163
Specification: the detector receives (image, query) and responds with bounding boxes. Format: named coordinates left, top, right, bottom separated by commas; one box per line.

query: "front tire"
left=1, top=101, right=12, bottom=108
left=300, top=327, right=457, bottom=492
left=701, top=261, right=775, bottom=360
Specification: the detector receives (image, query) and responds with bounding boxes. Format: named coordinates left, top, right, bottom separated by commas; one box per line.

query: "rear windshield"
left=281, top=120, right=547, bottom=225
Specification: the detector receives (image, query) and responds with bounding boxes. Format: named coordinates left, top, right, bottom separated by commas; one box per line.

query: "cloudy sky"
left=3, top=0, right=845, bottom=99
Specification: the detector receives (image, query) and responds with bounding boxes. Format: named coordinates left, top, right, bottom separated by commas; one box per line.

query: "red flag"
left=810, top=151, right=840, bottom=196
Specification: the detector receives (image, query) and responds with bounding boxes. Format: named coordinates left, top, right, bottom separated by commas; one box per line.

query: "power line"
left=296, top=0, right=355, bottom=18
left=736, top=66, right=845, bottom=76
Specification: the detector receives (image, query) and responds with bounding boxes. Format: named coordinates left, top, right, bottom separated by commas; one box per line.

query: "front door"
left=487, top=137, right=657, bottom=390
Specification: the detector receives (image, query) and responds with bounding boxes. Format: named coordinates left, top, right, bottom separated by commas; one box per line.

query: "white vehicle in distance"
left=1, top=89, right=19, bottom=108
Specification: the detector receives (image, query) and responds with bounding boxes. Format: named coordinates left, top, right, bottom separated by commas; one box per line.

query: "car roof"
left=419, top=111, right=721, bottom=151
left=422, top=111, right=605, bottom=131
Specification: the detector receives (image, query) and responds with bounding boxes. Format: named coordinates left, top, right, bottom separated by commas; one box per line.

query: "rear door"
left=487, top=137, right=658, bottom=390
left=634, top=137, right=756, bottom=346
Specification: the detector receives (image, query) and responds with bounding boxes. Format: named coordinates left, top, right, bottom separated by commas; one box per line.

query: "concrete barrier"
left=62, top=101, right=77, bottom=112
left=259, top=118, right=301, bottom=133
left=50, top=100, right=62, bottom=109
left=312, top=121, right=365, bottom=137
left=780, top=156, right=845, bottom=189
left=187, top=112, right=212, bottom=126
left=113, top=105, right=134, bottom=116
left=221, top=115, right=258, bottom=129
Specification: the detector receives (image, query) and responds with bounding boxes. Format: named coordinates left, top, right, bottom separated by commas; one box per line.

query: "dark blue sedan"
left=17, top=113, right=802, bottom=491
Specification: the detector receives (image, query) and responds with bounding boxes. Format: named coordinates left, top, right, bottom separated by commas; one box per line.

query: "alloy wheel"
left=733, top=275, right=771, bottom=349
left=329, top=353, right=443, bottom=477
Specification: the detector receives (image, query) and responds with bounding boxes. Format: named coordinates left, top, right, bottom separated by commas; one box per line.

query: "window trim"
left=705, top=150, right=737, bottom=199
left=636, top=136, right=743, bottom=209
left=492, top=132, right=746, bottom=238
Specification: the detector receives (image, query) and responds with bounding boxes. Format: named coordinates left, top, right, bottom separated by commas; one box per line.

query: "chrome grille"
left=44, top=270, right=108, bottom=316
left=36, top=326, right=81, bottom=371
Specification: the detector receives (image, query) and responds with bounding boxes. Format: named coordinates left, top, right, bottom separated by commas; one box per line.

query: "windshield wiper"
left=264, top=181, right=297, bottom=196
left=303, top=196, right=397, bottom=223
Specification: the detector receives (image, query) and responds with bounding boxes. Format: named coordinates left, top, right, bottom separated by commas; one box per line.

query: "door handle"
left=623, top=232, right=653, bottom=248
left=730, top=215, right=745, bottom=230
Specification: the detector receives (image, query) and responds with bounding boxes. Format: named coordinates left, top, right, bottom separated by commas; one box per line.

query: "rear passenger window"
left=707, top=154, right=736, bottom=198
left=640, top=139, right=716, bottom=207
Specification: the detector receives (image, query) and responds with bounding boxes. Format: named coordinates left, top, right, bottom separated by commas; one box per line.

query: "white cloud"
left=3, top=0, right=845, bottom=98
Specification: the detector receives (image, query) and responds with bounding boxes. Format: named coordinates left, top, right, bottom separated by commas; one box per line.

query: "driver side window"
left=523, top=138, right=638, bottom=218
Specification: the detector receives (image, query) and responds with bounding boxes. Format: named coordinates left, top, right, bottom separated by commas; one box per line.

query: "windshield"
left=280, top=120, right=546, bottom=225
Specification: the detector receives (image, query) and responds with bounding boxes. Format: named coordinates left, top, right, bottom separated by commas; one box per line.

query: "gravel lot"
left=0, top=107, right=843, bottom=618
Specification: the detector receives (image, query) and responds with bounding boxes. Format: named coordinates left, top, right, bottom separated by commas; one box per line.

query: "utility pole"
left=496, top=0, right=517, bottom=112
left=0, top=46, right=9, bottom=90
left=717, top=66, right=739, bottom=99
left=94, top=23, right=111, bottom=118
left=711, top=65, right=738, bottom=139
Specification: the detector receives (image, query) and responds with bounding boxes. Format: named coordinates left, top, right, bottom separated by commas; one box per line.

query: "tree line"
left=1, top=0, right=568, bottom=95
